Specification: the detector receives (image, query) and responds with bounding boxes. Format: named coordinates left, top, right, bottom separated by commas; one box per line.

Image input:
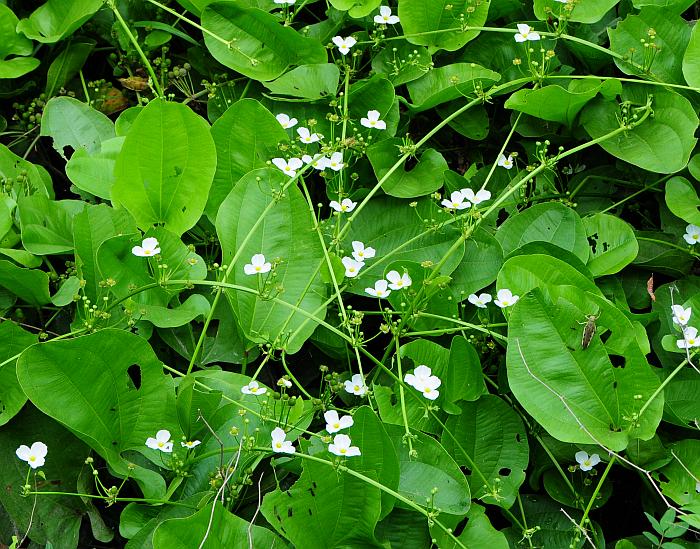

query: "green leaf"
left=202, top=2, right=326, bottom=81
left=65, top=136, right=124, bottom=200
left=608, top=8, right=691, bottom=84
left=367, top=138, right=447, bottom=198
left=583, top=213, right=638, bottom=276
left=683, top=21, right=700, bottom=88
left=504, top=80, right=606, bottom=127
left=17, top=195, right=85, bottom=255
left=329, top=0, right=381, bottom=17
left=663, top=369, right=700, bottom=429
left=506, top=290, right=663, bottom=451
left=406, top=63, right=500, bottom=112
left=399, top=0, right=491, bottom=52
left=207, top=99, right=288, bottom=219
left=496, top=202, right=589, bottom=263
left=153, top=503, right=285, bottom=548
left=112, top=98, right=217, bottom=235
left=449, top=228, right=503, bottom=299
left=665, top=176, right=700, bottom=226
left=534, top=0, right=619, bottom=23
left=0, top=4, right=39, bottom=79
left=45, top=39, right=95, bottom=97
left=446, top=336, right=486, bottom=403
left=0, top=144, right=53, bottom=197
left=581, top=86, right=698, bottom=174
left=17, top=0, right=104, bottom=43
left=441, top=396, right=529, bottom=508
left=40, top=97, right=115, bottom=159
left=658, top=439, right=700, bottom=507
left=264, top=64, right=339, bottom=99
left=371, top=41, right=432, bottom=86
left=17, top=329, right=178, bottom=499
left=0, top=259, right=51, bottom=306
left=385, top=424, right=471, bottom=516
left=216, top=168, right=327, bottom=354
left=0, top=321, right=36, bottom=426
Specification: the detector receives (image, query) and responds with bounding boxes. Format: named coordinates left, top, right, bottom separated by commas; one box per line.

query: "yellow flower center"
left=333, top=423, right=339, bottom=429
left=144, top=250, right=151, bottom=255
left=340, top=448, right=347, bottom=454
left=158, top=442, right=164, bottom=448
left=354, top=385, right=360, bottom=391
left=29, top=456, right=36, bottom=462
left=275, top=442, right=282, bottom=449
left=255, top=266, right=261, bottom=272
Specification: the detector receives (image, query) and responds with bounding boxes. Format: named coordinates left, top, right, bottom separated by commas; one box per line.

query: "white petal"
left=271, top=158, right=288, bottom=171
left=16, top=445, right=31, bottom=461
left=516, top=23, right=531, bottom=34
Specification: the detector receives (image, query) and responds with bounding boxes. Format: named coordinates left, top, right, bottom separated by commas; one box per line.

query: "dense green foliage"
left=0, top=0, right=700, bottom=547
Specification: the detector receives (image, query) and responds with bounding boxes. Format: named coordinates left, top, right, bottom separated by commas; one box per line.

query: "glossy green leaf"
left=207, top=99, right=288, bottom=218
left=507, top=291, right=663, bottom=451
left=441, top=396, right=528, bottom=508
left=665, top=176, right=700, bottom=226
left=683, top=22, right=700, bottom=88
left=449, top=228, right=503, bottom=300
left=534, top=0, right=619, bottom=23
left=65, top=136, right=124, bottom=200
left=581, top=86, right=698, bottom=174
left=446, top=336, right=486, bottom=403
left=504, top=80, right=609, bottom=127
left=367, top=138, right=447, bottom=198
left=17, top=0, right=104, bottom=43
left=264, top=64, right=339, bottom=99
left=0, top=4, right=39, bottom=79
left=153, top=503, right=285, bottom=548
left=399, top=0, right=491, bottom=52
left=202, top=2, right=326, bottom=81
left=608, top=8, right=691, bottom=84
left=435, top=504, right=508, bottom=549
left=216, top=167, right=327, bottom=354
left=658, top=439, right=700, bottom=508
left=112, top=98, right=216, bottom=235
left=663, top=370, right=700, bottom=429
left=496, top=202, right=589, bottom=263
left=329, top=0, right=381, bottom=17
left=17, top=329, right=178, bottom=499
left=17, top=194, right=85, bottom=255
left=385, top=424, right=471, bottom=516
left=0, top=321, right=36, bottom=426
left=406, top=63, right=500, bottom=111
left=371, top=41, right=432, bottom=86
left=583, top=213, right=638, bottom=276
left=45, top=39, right=95, bottom=97
left=0, top=259, right=51, bottom=306
left=40, top=97, right=115, bottom=159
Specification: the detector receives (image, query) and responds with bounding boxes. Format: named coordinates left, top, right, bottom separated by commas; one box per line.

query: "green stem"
left=577, top=456, right=616, bottom=536
left=108, top=2, right=164, bottom=98
left=638, top=358, right=688, bottom=419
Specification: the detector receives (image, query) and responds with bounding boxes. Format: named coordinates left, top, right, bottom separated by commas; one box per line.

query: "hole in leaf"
left=608, top=424, right=621, bottom=432
left=658, top=473, right=669, bottom=483
left=609, top=355, right=626, bottom=369
left=587, top=233, right=599, bottom=254
left=460, top=466, right=472, bottom=477
left=516, top=433, right=522, bottom=443
left=287, top=508, right=293, bottom=518
left=602, top=241, right=609, bottom=252
left=127, top=364, right=142, bottom=389
left=612, top=381, right=618, bottom=389
left=498, top=467, right=511, bottom=477
left=308, top=508, right=313, bottom=516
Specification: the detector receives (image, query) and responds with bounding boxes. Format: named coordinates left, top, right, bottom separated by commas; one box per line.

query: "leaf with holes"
left=583, top=213, right=639, bottom=277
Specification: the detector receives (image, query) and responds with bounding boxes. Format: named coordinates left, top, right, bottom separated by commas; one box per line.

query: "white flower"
left=271, top=427, right=296, bottom=454
left=274, top=0, right=295, bottom=4
left=497, top=153, right=514, bottom=169
left=278, top=377, right=292, bottom=388
left=16, top=442, right=47, bottom=469
left=404, top=365, right=441, bottom=400
left=272, top=157, right=303, bottom=177
left=514, top=24, right=540, bottom=42
left=344, top=373, right=368, bottom=396
left=386, top=270, right=412, bottom=290
left=494, top=288, right=519, bottom=308
left=327, top=151, right=345, bottom=171
left=575, top=451, right=600, bottom=471
left=181, top=440, right=201, bottom=449
left=352, top=241, right=376, bottom=262
left=360, top=110, right=387, bottom=130
left=329, top=198, right=356, bottom=212
left=275, top=113, right=297, bottom=128
left=684, top=224, right=700, bottom=245
left=672, top=305, right=692, bottom=326
left=374, top=5, right=400, bottom=24
left=461, top=188, right=492, bottom=205
left=468, top=293, right=492, bottom=308
left=365, top=279, right=391, bottom=298
left=696, top=481, right=700, bottom=493
left=328, top=434, right=361, bottom=457
left=146, top=430, right=173, bottom=453
left=132, top=237, right=160, bottom=257
left=243, top=254, right=272, bottom=275
left=297, top=127, right=322, bottom=144
left=324, top=410, right=354, bottom=434
left=302, top=154, right=330, bottom=170
left=677, top=326, right=700, bottom=349
left=241, top=380, right=268, bottom=395
left=342, top=256, right=364, bottom=278
left=554, top=0, right=569, bottom=3
left=441, top=190, right=471, bottom=210
left=332, top=36, right=357, bottom=55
